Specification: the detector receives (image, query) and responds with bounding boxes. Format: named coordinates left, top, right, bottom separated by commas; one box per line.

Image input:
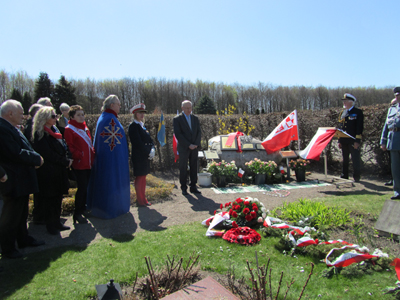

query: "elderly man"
left=86, top=95, right=130, bottom=219
left=0, top=100, right=44, bottom=258
left=173, top=100, right=202, bottom=195
left=338, top=93, right=364, bottom=182
left=381, top=87, right=400, bottom=200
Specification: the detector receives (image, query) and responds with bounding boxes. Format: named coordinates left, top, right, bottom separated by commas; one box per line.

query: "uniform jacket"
left=338, top=106, right=364, bottom=144
left=0, top=165, right=5, bottom=179
left=173, top=113, right=201, bottom=154
left=33, top=130, right=71, bottom=197
left=0, top=118, right=42, bottom=197
left=380, top=103, right=400, bottom=151
left=64, top=120, right=95, bottom=170
left=128, top=121, right=154, bottom=176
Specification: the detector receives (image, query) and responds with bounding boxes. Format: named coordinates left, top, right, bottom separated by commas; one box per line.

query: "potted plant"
left=207, top=160, right=238, bottom=187
left=245, top=158, right=268, bottom=184
left=289, top=158, right=310, bottom=182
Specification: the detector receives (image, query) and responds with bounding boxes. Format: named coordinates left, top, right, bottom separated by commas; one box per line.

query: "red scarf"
left=68, top=119, right=87, bottom=130
left=43, top=125, right=63, bottom=140
left=105, top=109, right=118, bottom=118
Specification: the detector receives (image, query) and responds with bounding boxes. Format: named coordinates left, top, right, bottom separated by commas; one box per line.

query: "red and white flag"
left=238, top=168, right=245, bottom=178
left=261, top=110, right=298, bottom=154
left=298, top=128, right=336, bottom=161
left=173, top=134, right=179, bottom=163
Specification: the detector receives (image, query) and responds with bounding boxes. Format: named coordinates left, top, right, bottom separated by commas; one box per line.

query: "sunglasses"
left=51, top=115, right=57, bottom=119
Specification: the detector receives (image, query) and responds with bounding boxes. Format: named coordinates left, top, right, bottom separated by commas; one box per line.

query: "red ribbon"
left=225, top=131, right=244, bottom=152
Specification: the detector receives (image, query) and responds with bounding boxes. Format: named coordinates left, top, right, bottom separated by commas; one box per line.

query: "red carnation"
left=244, top=201, right=250, bottom=206
left=235, top=205, right=241, bottom=211
left=245, top=215, right=253, bottom=221
left=232, top=211, right=238, bottom=218
left=252, top=205, right=259, bottom=211
left=229, top=209, right=233, bottom=215
left=225, top=202, right=230, bottom=207
left=243, top=207, right=250, bottom=215
left=232, top=221, right=238, bottom=228
left=214, top=210, right=217, bottom=215
left=251, top=211, right=257, bottom=218
left=236, top=199, right=243, bottom=204
left=220, top=204, right=223, bottom=209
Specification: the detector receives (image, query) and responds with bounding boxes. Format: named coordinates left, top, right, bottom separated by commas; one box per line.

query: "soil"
left=22, top=171, right=400, bottom=258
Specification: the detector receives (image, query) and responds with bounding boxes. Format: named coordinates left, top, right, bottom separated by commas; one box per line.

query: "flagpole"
left=295, top=109, right=300, bottom=151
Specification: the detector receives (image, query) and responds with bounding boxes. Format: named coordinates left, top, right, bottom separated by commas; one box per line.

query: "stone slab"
left=161, top=276, right=239, bottom=300
left=375, top=199, right=400, bottom=238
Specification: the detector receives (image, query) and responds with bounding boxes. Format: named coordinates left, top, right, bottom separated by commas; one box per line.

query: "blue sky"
left=1, top=0, right=398, bottom=88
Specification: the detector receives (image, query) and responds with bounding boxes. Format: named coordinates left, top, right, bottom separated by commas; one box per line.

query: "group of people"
left=335, top=88, right=400, bottom=201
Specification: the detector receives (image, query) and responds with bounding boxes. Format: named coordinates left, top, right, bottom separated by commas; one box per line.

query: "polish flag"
left=298, top=128, right=336, bottom=161
left=261, top=110, right=298, bottom=154
left=238, top=168, right=245, bottom=178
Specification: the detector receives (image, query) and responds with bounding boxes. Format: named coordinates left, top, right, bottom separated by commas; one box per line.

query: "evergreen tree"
left=34, top=72, right=54, bottom=101
left=255, top=108, right=260, bottom=115
left=54, top=75, right=76, bottom=111
left=10, top=88, right=22, bottom=101
left=22, top=92, right=33, bottom=114
left=195, top=95, right=216, bottom=114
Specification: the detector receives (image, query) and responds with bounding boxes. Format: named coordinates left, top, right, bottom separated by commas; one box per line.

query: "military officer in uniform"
left=338, top=93, right=364, bottom=182
left=380, top=87, right=400, bottom=200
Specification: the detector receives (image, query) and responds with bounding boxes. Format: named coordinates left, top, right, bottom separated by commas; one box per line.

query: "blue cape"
left=87, top=111, right=130, bottom=219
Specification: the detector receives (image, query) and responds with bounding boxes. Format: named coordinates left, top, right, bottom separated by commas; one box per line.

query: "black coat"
left=338, top=106, right=364, bottom=144
left=0, top=118, right=42, bottom=197
left=33, top=131, right=71, bottom=197
left=173, top=113, right=201, bottom=154
left=128, top=122, right=154, bottom=176
left=0, top=165, right=5, bottom=179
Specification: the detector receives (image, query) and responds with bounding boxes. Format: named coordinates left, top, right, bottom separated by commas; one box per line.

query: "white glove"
left=148, top=147, right=155, bottom=160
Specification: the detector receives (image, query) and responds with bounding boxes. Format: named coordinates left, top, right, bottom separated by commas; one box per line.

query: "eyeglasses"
left=51, top=115, right=57, bottom=119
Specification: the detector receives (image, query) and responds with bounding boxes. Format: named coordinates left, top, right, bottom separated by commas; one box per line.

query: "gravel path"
left=22, top=172, right=392, bottom=255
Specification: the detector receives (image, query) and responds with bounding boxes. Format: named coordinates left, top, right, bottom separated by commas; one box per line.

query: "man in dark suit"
left=0, top=100, right=45, bottom=259
left=173, top=100, right=202, bottom=195
left=338, top=93, right=364, bottom=182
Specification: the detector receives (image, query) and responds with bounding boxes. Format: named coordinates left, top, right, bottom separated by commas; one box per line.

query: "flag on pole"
left=298, top=128, right=336, bottom=161
left=173, top=134, right=179, bottom=162
left=157, top=113, right=166, bottom=147
left=238, top=168, right=245, bottom=178
left=261, top=110, right=298, bottom=154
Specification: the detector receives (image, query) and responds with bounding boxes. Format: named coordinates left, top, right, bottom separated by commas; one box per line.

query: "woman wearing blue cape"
left=87, top=95, right=131, bottom=219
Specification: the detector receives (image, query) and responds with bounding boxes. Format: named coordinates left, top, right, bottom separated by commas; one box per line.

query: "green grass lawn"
left=1, top=193, right=398, bottom=299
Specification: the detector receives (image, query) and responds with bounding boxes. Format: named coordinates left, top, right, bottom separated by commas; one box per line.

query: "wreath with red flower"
left=222, top=227, right=261, bottom=245
left=217, top=196, right=267, bottom=228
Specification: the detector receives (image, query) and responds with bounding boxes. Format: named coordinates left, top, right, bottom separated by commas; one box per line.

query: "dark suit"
left=173, top=113, right=201, bottom=190
left=0, top=118, right=42, bottom=254
left=338, top=106, right=364, bottom=181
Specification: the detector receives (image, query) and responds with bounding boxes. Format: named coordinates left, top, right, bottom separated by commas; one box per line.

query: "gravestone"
left=375, top=199, right=400, bottom=240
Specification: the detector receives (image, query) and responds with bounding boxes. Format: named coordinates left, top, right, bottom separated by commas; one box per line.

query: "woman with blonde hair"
left=32, top=106, right=73, bottom=235
left=129, top=103, right=155, bottom=207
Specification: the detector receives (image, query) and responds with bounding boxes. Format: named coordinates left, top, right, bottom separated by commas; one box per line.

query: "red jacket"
left=64, top=120, right=95, bottom=170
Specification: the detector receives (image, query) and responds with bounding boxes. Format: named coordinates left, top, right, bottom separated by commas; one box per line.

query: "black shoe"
left=182, top=189, right=188, bottom=195
left=391, top=195, right=400, bottom=200
left=19, top=239, right=45, bottom=248
left=385, top=180, right=393, bottom=186
left=340, top=174, right=348, bottom=179
left=190, top=188, right=201, bottom=194
left=73, top=214, right=88, bottom=224
left=2, top=250, right=23, bottom=259
left=56, top=223, right=70, bottom=231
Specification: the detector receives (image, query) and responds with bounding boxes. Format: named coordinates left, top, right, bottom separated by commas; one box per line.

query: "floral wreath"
left=222, top=227, right=261, bottom=245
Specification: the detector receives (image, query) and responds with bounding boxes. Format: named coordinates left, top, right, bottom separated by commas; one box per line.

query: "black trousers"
left=341, top=141, right=361, bottom=180
left=43, top=194, right=63, bottom=226
left=179, top=148, right=198, bottom=190
left=32, top=193, right=45, bottom=222
left=0, top=194, right=34, bottom=253
left=73, top=169, right=91, bottom=215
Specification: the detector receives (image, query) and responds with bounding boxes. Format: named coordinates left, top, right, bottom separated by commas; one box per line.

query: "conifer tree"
left=54, top=75, right=76, bottom=111
left=34, top=72, right=54, bottom=101
left=195, top=95, right=216, bottom=114
left=22, top=91, right=33, bottom=114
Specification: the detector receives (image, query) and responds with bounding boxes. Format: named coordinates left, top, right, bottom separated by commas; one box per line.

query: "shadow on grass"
left=0, top=245, right=86, bottom=298
left=137, top=207, right=167, bottom=231
left=88, top=212, right=138, bottom=241
left=185, top=193, right=220, bottom=215
left=321, top=188, right=390, bottom=197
